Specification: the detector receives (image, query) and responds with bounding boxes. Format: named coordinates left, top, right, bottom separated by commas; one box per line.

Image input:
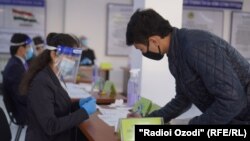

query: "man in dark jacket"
left=126, top=9, right=250, bottom=124
left=2, top=33, right=33, bottom=125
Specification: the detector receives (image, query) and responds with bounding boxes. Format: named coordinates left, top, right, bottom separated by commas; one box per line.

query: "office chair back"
left=1, top=71, right=22, bottom=125
left=2, top=82, right=19, bottom=125
left=0, top=107, right=12, bottom=141
left=0, top=83, right=3, bottom=96
left=1, top=72, right=25, bottom=141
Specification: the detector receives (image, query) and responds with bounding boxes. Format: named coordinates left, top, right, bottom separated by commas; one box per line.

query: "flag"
left=12, top=8, right=37, bottom=23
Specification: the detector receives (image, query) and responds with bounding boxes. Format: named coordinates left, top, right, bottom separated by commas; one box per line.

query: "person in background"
left=20, top=33, right=96, bottom=141
left=26, top=36, right=45, bottom=65
left=126, top=9, right=250, bottom=124
left=79, top=35, right=96, bottom=66
left=33, top=36, right=45, bottom=56
left=2, top=33, right=33, bottom=125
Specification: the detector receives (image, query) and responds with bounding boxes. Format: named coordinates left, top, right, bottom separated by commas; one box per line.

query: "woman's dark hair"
left=10, top=33, right=30, bottom=56
left=20, top=32, right=79, bottom=95
left=126, top=9, right=173, bottom=46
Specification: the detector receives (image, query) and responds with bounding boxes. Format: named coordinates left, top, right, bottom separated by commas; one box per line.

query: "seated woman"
left=20, top=33, right=96, bottom=141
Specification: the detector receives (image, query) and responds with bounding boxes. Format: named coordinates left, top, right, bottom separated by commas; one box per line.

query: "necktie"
left=24, top=62, right=28, bottom=71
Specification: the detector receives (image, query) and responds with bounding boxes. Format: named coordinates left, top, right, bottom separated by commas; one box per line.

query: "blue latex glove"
left=79, top=96, right=95, bottom=107
left=81, top=98, right=96, bottom=115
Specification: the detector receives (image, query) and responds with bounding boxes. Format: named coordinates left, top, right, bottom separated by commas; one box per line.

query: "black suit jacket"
left=0, top=107, right=11, bottom=141
left=2, top=56, right=27, bottom=124
left=25, top=66, right=89, bottom=141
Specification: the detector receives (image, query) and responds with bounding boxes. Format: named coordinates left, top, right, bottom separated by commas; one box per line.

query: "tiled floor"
left=0, top=95, right=26, bottom=141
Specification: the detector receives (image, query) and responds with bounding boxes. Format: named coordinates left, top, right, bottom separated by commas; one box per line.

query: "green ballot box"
left=102, top=80, right=116, bottom=97
left=132, top=97, right=161, bottom=117
left=118, top=117, right=163, bottom=141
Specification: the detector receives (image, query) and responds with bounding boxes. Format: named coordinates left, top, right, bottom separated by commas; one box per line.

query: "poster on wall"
left=182, top=8, right=224, bottom=38
left=231, top=12, right=250, bottom=59
left=0, top=0, right=45, bottom=53
left=106, top=3, right=133, bottom=56
left=183, top=0, right=243, bottom=10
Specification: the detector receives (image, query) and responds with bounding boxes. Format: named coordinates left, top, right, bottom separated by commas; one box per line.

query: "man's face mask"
left=142, top=43, right=164, bottom=60
left=10, top=38, right=33, bottom=60
left=25, top=46, right=33, bottom=60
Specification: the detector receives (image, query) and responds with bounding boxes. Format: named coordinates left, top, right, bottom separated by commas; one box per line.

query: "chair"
left=0, top=107, right=12, bottom=141
left=1, top=72, right=25, bottom=141
left=0, top=83, right=3, bottom=96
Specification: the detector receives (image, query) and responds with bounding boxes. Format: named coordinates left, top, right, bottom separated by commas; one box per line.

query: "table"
left=78, top=93, right=127, bottom=141
left=69, top=83, right=126, bottom=141
left=92, top=92, right=126, bottom=105
left=79, top=112, right=120, bottom=141
left=71, top=92, right=126, bottom=105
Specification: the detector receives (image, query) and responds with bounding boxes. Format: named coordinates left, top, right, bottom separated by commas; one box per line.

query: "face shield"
left=10, top=38, right=32, bottom=46
left=11, top=38, right=33, bottom=60
left=46, top=45, right=82, bottom=83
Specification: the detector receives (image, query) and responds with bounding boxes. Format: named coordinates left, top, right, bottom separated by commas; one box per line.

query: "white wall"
left=45, top=0, right=65, bottom=34
left=64, top=0, right=132, bottom=92
left=223, top=10, right=233, bottom=42
left=243, top=0, right=250, bottom=12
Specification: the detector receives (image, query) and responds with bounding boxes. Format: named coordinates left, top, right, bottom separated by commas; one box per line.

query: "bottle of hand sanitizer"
left=127, top=69, right=140, bottom=107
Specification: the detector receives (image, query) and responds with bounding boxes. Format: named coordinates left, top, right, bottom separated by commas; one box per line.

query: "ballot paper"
left=109, top=99, right=126, bottom=108
left=97, top=106, right=130, bottom=132
left=77, top=83, right=92, bottom=92
left=66, top=83, right=91, bottom=99
left=66, top=82, right=92, bottom=92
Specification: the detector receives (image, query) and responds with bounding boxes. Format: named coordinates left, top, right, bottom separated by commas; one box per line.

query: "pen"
left=131, top=103, right=143, bottom=117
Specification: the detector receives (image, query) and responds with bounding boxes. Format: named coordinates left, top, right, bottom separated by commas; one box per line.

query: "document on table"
left=66, top=83, right=91, bottom=99
left=97, top=107, right=130, bottom=132
left=77, top=83, right=93, bottom=92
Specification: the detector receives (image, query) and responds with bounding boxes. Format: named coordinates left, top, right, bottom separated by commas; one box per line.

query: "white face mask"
left=57, top=57, right=76, bottom=78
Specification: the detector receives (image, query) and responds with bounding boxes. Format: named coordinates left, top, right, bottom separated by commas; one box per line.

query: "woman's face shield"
left=46, top=45, right=82, bottom=82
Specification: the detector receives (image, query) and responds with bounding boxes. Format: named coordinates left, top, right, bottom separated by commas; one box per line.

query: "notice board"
left=0, top=0, right=46, bottom=53
left=106, top=3, right=133, bottom=56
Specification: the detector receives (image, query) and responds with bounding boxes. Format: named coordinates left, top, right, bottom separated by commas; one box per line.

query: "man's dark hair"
left=10, top=33, right=30, bottom=56
left=126, top=9, right=173, bottom=46
left=33, top=36, right=44, bottom=46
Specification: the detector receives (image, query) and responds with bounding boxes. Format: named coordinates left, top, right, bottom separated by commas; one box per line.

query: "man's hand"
left=127, top=112, right=142, bottom=118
